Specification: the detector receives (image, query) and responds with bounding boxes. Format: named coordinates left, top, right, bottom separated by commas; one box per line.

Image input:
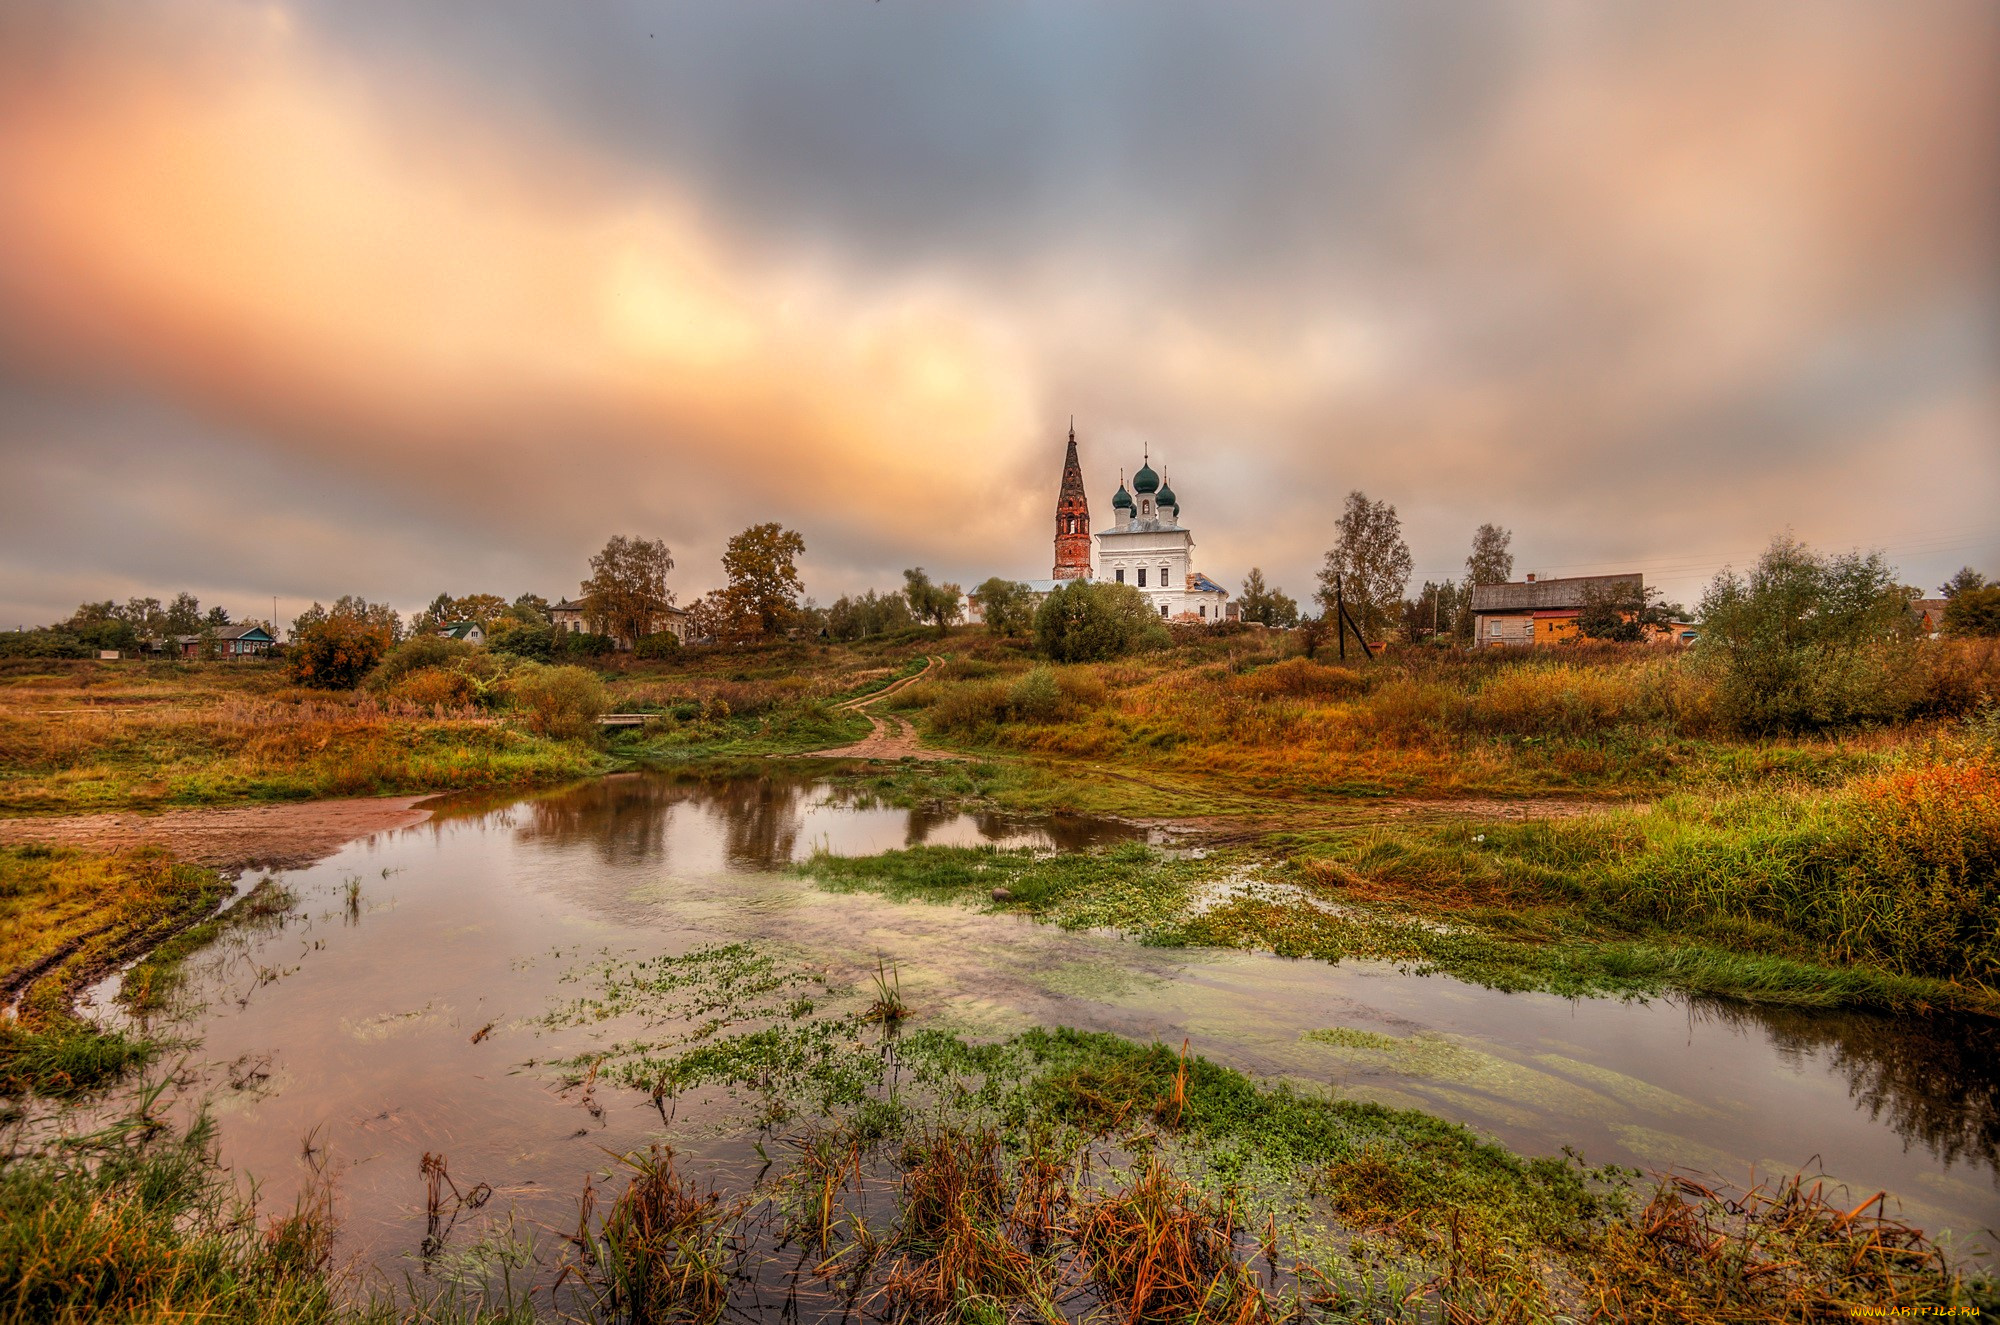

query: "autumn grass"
left=0, top=844, right=229, bottom=1097
left=794, top=749, right=2000, bottom=1013
left=0, top=659, right=605, bottom=813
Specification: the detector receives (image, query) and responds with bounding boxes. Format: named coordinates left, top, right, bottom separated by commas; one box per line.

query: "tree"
left=61, top=602, right=140, bottom=652
left=410, top=592, right=457, bottom=638
left=292, top=596, right=401, bottom=644
left=1575, top=580, right=1670, bottom=643
left=1237, top=568, right=1301, bottom=628
left=288, top=614, right=392, bottom=689
left=1939, top=567, right=1988, bottom=599
left=1697, top=535, right=1919, bottom=733
left=1403, top=579, right=1466, bottom=644
left=826, top=590, right=915, bottom=641
left=203, top=605, right=232, bottom=628
left=1943, top=585, right=2000, bottom=637
left=718, top=523, right=804, bottom=639
left=973, top=578, right=1034, bottom=637
left=161, top=592, right=204, bottom=637
left=1033, top=581, right=1165, bottom=662
left=450, top=594, right=509, bottom=630
left=1316, top=491, right=1412, bottom=639
left=1466, top=524, right=1514, bottom=587
left=582, top=535, right=676, bottom=647
left=903, top=568, right=964, bottom=635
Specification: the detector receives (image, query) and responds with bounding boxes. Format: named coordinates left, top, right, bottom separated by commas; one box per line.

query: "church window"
left=1160, top=604, right=1169, bottom=617
left=1199, top=605, right=1206, bottom=618
left=1115, top=568, right=1124, bottom=583
left=1160, top=566, right=1171, bottom=586
left=1137, top=569, right=1147, bottom=587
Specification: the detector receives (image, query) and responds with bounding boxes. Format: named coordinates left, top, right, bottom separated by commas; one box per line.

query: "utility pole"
left=1336, top=576, right=1345, bottom=661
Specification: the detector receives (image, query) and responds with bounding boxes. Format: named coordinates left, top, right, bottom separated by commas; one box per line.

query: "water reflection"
left=1703, top=1001, right=2000, bottom=1175
left=117, top=772, right=1998, bottom=1277
left=426, top=771, right=1139, bottom=870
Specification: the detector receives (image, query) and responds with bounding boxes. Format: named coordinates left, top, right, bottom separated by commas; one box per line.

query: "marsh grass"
left=0, top=845, right=229, bottom=1096
left=0, top=662, right=602, bottom=812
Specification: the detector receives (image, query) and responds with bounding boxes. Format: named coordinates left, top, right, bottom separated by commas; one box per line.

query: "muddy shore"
left=0, top=795, right=437, bottom=871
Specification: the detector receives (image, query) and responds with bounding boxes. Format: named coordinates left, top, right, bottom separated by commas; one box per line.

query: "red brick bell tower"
left=1053, top=422, right=1092, bottom=580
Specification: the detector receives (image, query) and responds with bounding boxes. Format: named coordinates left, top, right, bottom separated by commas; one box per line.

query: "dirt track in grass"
left=0, top=795, right=437, bottom=871
left=800, top=654, right=963, bottom=762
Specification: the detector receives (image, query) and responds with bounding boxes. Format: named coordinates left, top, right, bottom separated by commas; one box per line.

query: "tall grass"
left=0, top=845, right=228, bottom=1096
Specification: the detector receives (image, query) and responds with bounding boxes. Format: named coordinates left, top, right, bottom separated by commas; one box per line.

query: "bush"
left=1034, top=582, right=1167, bottom=663
left=1945, top=586, right=2000, bottom=638
left=1008, top=666, right=1065, bottom=722
left=487, top=617, right=554, bottom=660
left=386, top=666, right=477, bottom=709
left=634, top=632, right=681, bottom=660
left=559, top=631, right=616, bottom=658
left=1697, top=536, right=1921, bottom=734
left=508, top=664, right=608, bottom=739
left=366, top=635, right=478, bottom=692
left=287, top=616, right=391, bottom=690
left=1228, top=657, right=1363, bottom=700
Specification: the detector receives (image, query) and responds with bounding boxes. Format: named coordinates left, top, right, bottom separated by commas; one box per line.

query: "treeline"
left=0, top=593, right=256, bottom=659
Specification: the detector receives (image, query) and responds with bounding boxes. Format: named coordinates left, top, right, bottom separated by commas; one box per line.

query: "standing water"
left=84, top=772, right=2000, bottom=1286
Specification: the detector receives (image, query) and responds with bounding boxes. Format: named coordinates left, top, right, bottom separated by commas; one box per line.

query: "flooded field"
left=76, top=773, right=2000, bottom=1296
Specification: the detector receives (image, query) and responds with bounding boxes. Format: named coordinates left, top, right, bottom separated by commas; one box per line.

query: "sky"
left=2, top=0, right=1996, bottom=629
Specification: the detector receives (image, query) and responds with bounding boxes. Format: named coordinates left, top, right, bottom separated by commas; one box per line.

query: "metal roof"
left=1470, top=573, right=1642, bottom=612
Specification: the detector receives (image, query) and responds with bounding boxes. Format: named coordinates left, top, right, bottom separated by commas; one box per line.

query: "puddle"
left=72, top=771, right=2000, bottom=1290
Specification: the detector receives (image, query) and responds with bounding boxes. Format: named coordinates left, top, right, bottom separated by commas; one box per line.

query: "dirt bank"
left=0, top=795, right=437, bottom=871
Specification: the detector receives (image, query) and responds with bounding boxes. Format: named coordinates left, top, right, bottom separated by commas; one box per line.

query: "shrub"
left=1229, top=657, right=1363, bottom=700
left=509, top=664, right=608, bottom=739
left=1945, top=586, right=2000, bottom=638
left=559, top=631, right=616, bottom=658
left=1697, top=536, right=1922, bottom=733
left=926, top=681, right=1013, bottom=735
left=367, top=635, right=478, bottom=692
left=1034, top=581, right=1167, bottom=663
left=287, top=616, right=391, bottom=690
left=386, top=666, right=476, bottom=710
left=634, top=632, right=681, bottom=660
left=1008, top=666, right=1064, bottom=722
left=487, top=617, right=554, bottom=660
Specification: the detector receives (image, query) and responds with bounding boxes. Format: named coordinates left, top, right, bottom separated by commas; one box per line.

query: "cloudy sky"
left=2, top=0, right=1995, bottom=628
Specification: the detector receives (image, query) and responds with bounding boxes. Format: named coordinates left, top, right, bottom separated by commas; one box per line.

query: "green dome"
left=1157, top=478, right=1178, bottom=507
left=1112, top=484, right=1134, bottom=509
left=1132, top=462, right=1160, bottom=494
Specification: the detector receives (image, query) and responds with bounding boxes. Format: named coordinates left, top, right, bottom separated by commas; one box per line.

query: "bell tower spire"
left=1053, top=420, right=1092, bottom=581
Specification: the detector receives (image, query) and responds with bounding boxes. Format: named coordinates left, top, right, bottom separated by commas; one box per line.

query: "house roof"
left=1471, top=573, right=1642, bottom=613
left=550, top=598, right=586, bottom=612
left=216, top=623, right=272, bottom=640
left=440, top=621, right=482, bottom=639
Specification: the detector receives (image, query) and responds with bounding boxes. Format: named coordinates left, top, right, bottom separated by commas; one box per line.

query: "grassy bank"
left=0, top=660, right=607, bottom=814
left=0, top=845, right=229, bottom=1097
left=795, top=743, right=2000, bottom=1014
left=518, top=944, right=1990, bottom=1318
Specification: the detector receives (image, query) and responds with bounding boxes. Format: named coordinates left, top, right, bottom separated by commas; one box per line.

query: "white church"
left=991, top=425, right=1231, bottom=622
left=1096, top=459, right=1231, bottom=620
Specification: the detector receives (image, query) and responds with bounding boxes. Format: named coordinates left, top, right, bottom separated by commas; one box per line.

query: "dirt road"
left=801, top=656, right=961, bottom=762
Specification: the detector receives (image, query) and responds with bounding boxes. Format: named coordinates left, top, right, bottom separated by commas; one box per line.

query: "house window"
left=1137, top=569, right=1147, bottom=587
left=1115, top=568, right=1125, bottom=583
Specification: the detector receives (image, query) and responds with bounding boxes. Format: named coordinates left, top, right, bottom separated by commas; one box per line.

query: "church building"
left=1094, top=454, right=1230, bottom=620
left=971, top=424, right=1232, bottom=625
